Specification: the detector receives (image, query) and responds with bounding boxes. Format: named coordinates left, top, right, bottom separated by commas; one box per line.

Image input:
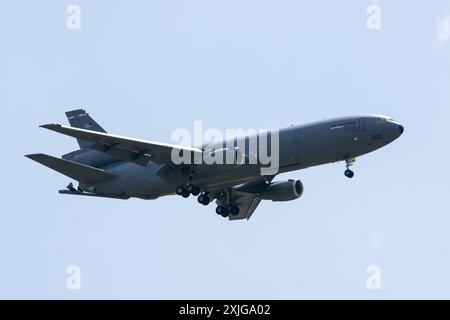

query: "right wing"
left=40, top=124, right=203, bottom=167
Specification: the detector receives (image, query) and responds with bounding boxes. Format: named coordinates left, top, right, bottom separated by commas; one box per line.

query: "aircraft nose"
left=398, top=124, right=404, bottom=135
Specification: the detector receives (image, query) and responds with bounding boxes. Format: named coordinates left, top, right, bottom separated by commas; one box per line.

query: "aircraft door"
left=292, top=128, right=302, bottom=144
left=357, top=118, right=365, bottom=131
left=290, top=128, right=303, bottom=164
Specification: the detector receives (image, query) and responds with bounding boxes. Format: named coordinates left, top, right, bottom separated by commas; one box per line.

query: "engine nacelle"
left=260, top=179, right=303, bottom=202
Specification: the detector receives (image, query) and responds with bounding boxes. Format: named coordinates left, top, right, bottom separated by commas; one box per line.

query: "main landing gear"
left=344, top=158, right=355, bottom=178
left=176, top=184, right=211, bottom=205
left=175, top=184, right=240, bottom=218
left=186, top=184, right=201, bottom=196
left=175, top=185, right=190, bottom=198
left=176, top=184, right=201, bottom=198
left=215, top=204, right=240, bottom=218
left=197, top=193, right=211, bottom=206
left=214, top=189, right=240, bottom=218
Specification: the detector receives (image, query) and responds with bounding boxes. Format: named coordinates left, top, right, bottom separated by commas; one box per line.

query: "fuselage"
left=80, top=115, right=403, bottom=199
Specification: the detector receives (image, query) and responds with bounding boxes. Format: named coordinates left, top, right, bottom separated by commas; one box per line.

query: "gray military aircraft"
left=26, top=110, right=403, bottom=220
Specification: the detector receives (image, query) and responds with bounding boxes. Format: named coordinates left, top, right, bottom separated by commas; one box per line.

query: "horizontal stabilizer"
left=25, top=153, right=116, bottom=184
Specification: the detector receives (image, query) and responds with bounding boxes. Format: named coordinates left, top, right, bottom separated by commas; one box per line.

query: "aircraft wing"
left=40, top=124, right=203, bottom=166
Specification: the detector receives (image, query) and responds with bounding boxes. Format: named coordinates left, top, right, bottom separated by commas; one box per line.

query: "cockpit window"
left=376, top=117, right=395, bottom=123
left=330, top=123, right=344, bottom=130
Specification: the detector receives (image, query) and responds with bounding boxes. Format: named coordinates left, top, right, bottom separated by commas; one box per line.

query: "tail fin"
left=65, top=109, right=106, bottom=149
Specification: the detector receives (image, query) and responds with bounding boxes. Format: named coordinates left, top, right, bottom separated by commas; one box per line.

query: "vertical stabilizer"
left=65, top=109, right=106, bottom=148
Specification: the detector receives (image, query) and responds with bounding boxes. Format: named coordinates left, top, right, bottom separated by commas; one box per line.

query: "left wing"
left=40, top=124, right=203, bottom=166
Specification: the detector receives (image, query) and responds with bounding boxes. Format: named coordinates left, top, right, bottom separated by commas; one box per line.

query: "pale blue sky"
left=1, top=0, right=449, bottom=299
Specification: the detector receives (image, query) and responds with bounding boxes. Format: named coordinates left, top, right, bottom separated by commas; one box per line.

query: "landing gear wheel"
left=227, top=205, right=240, bottom=216
left=344, top=158, right=356, bottom=179
left=344, top=169, right=354, bottom=178
left=176, top=186, right=186, bottom=195
left=176, top=186, right=190, bottom=198
left=182, top=191, right=190, bottom=198
left=216, top=206, right=229, bottom=217
left=187, top=184, right=200, bottom=196
left=197, top=194, right=210, bottom=206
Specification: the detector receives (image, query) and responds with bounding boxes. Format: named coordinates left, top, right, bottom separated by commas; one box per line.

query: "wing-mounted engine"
left=260, top=179, right=303, bottom=202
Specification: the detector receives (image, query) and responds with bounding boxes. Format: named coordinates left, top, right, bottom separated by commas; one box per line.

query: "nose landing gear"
left=344, top=169, right=354, bottom=178
left=344, top=158, right=355, bottom=178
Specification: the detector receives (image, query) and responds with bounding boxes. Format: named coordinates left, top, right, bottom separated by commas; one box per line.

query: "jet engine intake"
left=260, top=179, right=303, bottom=201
